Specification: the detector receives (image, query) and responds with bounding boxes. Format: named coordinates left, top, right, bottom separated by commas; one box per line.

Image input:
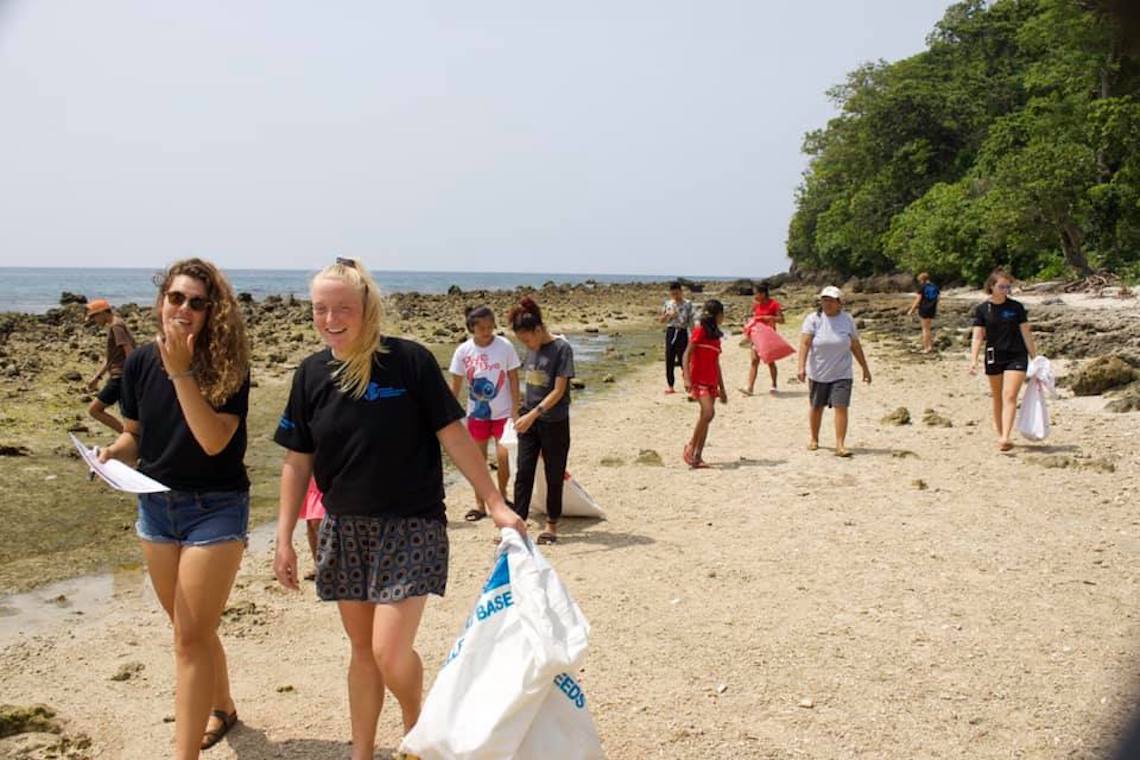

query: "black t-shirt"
left=120, top=343, right=251, bottom=492
left=274, top=338, right=465, bottom=520
left=522, top=338, right=575, bottom=422
left=972, top=298, right=1029, bottom=357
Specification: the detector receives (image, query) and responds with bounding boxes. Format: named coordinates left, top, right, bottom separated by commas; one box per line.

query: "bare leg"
left=494, top=438, right=511, bottom=502
left=693, top=396, right=716, bottom=462
left=338, top=602, right=386, bottom=760
left=1000, top=371, right=1026, bottom=446
left=305, top=520, right=319, bottom=567
left=767, top=361, right=778, bottom=391
left=921, top=318, right=934, bottom=352
left=142, top=541, right=244, bottom=760
left=371, top=596, right=429, bottom=733
left=743, top=350, right=759, bottom=394
left=808, top=405, right=824, bottom=449
left=472, top=437, right=489, bottom=511
left=88, top=399, right=124, bottom=434
left=834, top=405, right=849, bottom=454
left=987, top=374, right=1004, bottom=438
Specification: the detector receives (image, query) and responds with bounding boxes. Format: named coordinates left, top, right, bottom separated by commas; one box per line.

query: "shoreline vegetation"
left=787, top=0, right=1140, bottom=286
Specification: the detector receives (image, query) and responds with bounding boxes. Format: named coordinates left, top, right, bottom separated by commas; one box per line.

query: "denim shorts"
left=136, top=489, right=250, bottom=546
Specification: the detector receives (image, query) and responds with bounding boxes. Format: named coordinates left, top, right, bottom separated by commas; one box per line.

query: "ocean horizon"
left=0, top=267, right=748, bottom=314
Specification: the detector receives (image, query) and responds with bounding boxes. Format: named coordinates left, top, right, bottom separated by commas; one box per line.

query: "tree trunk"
left=1058, top=221, right=1093, bottom=276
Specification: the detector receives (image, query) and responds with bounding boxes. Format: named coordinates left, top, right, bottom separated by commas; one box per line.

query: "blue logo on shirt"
left=1000, top=308, right=1018, bottom=320
left=277, top=416, right=296, bottom=431
left=364, top=382, right=407, bottom=401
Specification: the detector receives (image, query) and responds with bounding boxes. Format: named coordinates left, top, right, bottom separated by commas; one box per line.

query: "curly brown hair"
left=153, top=258, right=250, bottom=407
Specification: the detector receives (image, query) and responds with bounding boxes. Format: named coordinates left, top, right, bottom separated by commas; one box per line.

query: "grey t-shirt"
left=801, top=310, right=859, bottom=383
left=522, top=337, right=575, bottom=422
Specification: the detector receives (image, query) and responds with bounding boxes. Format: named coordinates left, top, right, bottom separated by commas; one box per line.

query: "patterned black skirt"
left=315, top=514, right=448, bottom=603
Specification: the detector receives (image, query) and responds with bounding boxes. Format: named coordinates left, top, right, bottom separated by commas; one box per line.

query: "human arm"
left=157, top=324, right=241, bottom=456
left=717, top=359, right=728, bottom=403
left=515, top=376, right=568, bottom=434
left=97, top=418, right=140, bottom=464
left=273, top=450, right=314, bottom=591
left=1020, top=323, right=1036, bottom=359
left=681, top=342, right=694, bottom=392
left=508, top=368, right=520, bottom=421
left=438, top=421, right=526, bottom=534
left=449, top=373, right=463, bottom=402
left=851, top=339, right=872, bottom=383
left=906, top=293, right=921, bottom=315
left=797, top=334, right=812, bottom=383
left=969, top=326, right=985, bottom=374
left=87, top=360, right=109, bottom=391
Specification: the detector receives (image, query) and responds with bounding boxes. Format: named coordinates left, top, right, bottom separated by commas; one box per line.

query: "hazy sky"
left=0, top=1, right=952, bottom=277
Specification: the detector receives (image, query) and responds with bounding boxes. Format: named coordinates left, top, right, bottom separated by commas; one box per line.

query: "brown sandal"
left=536, top=532, right=558, bottom=545
left=201, top=709, right=238, bottom=751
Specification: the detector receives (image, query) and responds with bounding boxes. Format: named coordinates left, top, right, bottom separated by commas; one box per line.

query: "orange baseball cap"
left=85, top=299, right=112, bottom=319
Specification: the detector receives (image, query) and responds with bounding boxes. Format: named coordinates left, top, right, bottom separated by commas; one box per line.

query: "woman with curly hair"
left=273, top=258, right=525, bottom=759
left=98, top=258, right=251, bottom=756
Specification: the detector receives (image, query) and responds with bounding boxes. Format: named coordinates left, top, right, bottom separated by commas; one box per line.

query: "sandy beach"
left=1, top=284, right=1139, bottom=758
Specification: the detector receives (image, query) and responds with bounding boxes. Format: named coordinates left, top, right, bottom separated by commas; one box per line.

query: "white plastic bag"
left=1017, top=356, right=1055, bottom=441
left=502, top=420, right=606, bottom=519
left=516, top=671, right=604, bottom=759
left=399, top=529, right=597, bottom=760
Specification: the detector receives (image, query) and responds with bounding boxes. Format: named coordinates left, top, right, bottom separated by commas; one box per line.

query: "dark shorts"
left=96, top=376, right=124, bottom=407
left=315, top=514, right=448, bottom=604
left=137, top=489, right=249, bottom=546
left=985, top=351, right=1029, bottom=376
left=808, top=378, right=853, bottom=409
left=917, top=304, right=937, bottom=319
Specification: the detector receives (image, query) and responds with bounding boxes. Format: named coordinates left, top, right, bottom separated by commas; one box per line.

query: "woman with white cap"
left=796, top=286, right=872, bottom=457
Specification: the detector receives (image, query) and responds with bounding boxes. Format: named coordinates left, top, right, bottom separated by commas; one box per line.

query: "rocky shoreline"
left=1, top=279, right=1138, bottom=595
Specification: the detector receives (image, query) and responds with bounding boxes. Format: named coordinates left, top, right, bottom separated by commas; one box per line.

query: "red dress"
left=688, top=325, right=721, bottom=390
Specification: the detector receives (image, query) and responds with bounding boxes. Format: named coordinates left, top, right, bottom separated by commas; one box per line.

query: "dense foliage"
left=787, top=0, right=1140, bottom=284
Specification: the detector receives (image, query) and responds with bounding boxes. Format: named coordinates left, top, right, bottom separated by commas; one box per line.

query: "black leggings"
left=512, top=417, right=571, bottom=523
left=665, top=327, right=689, bottom=388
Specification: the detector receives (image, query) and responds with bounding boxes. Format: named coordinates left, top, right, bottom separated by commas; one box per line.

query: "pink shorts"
left=299, top=477, right=326, bottom=522
left=467, top=417, right=507, bottom=443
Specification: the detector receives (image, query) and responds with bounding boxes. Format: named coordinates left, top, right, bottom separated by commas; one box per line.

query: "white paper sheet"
left=69, top=433, right=170, bottom=493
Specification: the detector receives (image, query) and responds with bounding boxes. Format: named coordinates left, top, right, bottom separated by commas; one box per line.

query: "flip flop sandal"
left=464, top=509, right=487, bottom=522
left=834, top=449, right=852, bottom=458
left=201, top=709, right=238, bottom=751
left=691, top=460, right=710, bottom=469
left=536, top=532, right=558, bottom=545
left=807, top=442, right=819, bottom=451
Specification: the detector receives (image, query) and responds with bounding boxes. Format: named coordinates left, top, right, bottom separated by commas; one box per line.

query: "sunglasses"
left=995, top=284, right=1012, bottom=291
left=164, top=290, right=212, bottom=312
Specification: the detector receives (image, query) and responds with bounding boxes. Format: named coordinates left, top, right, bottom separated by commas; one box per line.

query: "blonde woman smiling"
left=273, top=258, right=525, bottom=759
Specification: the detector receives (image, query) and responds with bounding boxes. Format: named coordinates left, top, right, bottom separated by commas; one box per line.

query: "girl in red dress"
left=682, top=300, right=727, bottom=469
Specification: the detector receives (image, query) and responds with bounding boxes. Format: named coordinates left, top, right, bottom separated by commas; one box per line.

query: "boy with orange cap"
left=85, top=299, right=136, bottom=433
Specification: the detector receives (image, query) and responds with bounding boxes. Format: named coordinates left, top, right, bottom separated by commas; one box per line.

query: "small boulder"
left=881, top=407, right=911, bottom=426
left=635, top=449, right=664, bottom=467
left=1069, top=356, right=1138, bottom=396
left=110, top=662, right=145, bottom=682
left=59, top=292, right=87, bottom=306
left=922, top=409, right=952, bottom=428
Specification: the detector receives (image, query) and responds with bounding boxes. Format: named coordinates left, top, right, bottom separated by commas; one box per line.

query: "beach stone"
left=110, top=662, right=144, bottom=681
left=60, top=371, right=82, bottom=383
left=798, top=698, right=815, bottom=709
left=276, top=685, right=295, bottom=693
left=880, top=407, right=911, bottom=426
left=1068, top=356, right=1138, bottom=396
left=65, top=422, right=89, bottom=433
left=602, top=374, right=615, bottom=383
left=0, top=704, right=60, bottom=738
left=1106, top=385, right=1140, bottom=413
left=571, top=379, right=586, bottom=390
left=912, top=479, right=928, bottom=490
left=599, top=456, right=624, bottom=467
left=0, top=445, right=30, bottom=457
left=922, top=409, right=952, bottom=428
left=447, top=284, right=462, bottom=295
left=58, top=291, right=87, bottom=306
left=722, top=278, right=755, bottom=296
left=891, top=450, right=919, bottom=459
left=635, top=449, right=664, bottom=467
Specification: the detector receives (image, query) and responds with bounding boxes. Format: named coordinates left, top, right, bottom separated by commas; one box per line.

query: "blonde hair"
left=917, top=272, right=929, bottom=283
left=312, top=258, right=386, bottom=399
left=153, top=258, right=250, bottom=407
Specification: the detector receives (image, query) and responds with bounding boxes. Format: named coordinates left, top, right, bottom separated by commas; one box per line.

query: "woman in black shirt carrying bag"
left=272, top=258, right=525, bottom=760
left=969, top=268, right=1037, bottom=452
left=98, top=258, right=251, bottom=755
